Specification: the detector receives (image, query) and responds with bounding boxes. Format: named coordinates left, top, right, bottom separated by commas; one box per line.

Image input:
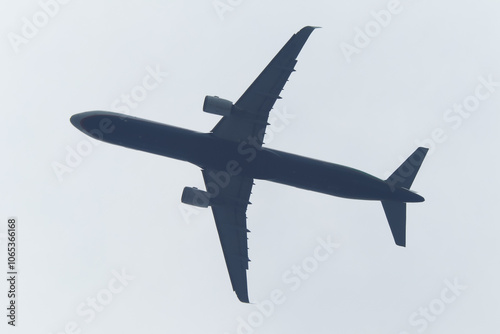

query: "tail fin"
left=386, top=147, right=429, bottom=190
left=382, top=147, right=429, bottom=247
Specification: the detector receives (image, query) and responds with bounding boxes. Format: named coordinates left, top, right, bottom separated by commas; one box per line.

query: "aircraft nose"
left=70, top=113, right=86, bottom=130
left=70, top=111, right=122, bottom=142
left=70, top=111, right=102, bottom=134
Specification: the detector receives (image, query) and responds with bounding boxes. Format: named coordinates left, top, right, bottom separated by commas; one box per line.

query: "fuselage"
left=70, top=111, right=423, bottom=203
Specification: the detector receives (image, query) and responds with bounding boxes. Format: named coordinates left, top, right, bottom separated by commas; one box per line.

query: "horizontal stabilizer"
left=382, top=147, right=429, bottom=247
left=386, top=147, right=429, bottom=190
left=381, top=201, right=407, bottom=246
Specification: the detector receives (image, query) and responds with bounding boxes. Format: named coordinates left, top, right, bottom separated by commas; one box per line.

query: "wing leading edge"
left=202, top=170, right=254, bottom=303
left=202, top=27, right=318, bottom=302
left=211, top=26, right=319, bottom=146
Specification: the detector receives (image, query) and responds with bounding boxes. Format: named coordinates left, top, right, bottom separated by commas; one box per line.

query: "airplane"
left=70, top=26, right=428, bottom=303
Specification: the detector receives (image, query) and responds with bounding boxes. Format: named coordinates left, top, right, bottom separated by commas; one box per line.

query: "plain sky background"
left=1, top=0, right=500, bottom=333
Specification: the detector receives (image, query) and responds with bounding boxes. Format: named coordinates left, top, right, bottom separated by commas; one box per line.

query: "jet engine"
left=181, top=187, right=211, bottom=208
left=203, top=96, right=235, bottom=116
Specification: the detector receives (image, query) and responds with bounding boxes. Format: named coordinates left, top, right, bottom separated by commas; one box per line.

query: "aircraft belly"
left=265, top=149, right=389, bottom=200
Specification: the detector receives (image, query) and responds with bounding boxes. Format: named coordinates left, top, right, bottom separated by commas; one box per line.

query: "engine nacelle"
left=203, top=95, right=234, bottom=116
left=181, top=187, right=211, bottom=208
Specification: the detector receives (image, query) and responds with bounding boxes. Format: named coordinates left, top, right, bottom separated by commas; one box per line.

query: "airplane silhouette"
left=71, top=26, right=428, bottom=303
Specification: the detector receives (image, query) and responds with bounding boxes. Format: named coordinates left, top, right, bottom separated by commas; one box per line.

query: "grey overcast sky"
left=1, top=0, right=500, bottom=333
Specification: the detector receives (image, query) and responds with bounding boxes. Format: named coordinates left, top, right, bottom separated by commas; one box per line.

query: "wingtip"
left=300, top=26, right=321, bottom=32
left=304, top=25, right=322, bottom=30
left=395, top=239, right=406, bottom=247
left=418, top=146, right=430, bottom=154
left=237, top=294, right=250, bottom=303
left=393, top=234, right=406, bottom=247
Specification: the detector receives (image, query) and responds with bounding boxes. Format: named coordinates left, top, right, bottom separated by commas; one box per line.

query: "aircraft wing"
left=204, top=26, right=317, bottom=302
left=211, top=26, right=318, bottom=146
left=202, top=169, right=253, bottom=303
